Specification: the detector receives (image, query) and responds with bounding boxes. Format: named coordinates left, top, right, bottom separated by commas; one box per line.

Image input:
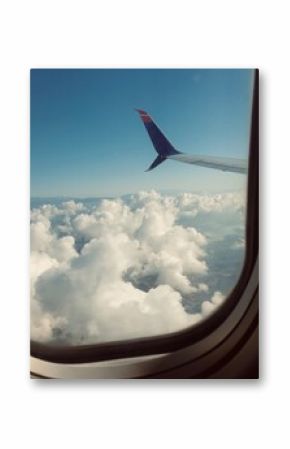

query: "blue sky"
left=31, top=69, right=253, bottom=197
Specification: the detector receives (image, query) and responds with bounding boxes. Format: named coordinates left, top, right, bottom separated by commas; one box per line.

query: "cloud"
left=30, top=190, right=244, bottom=344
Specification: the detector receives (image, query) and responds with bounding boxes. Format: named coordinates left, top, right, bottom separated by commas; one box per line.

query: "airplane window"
left=31, top=69, right=254, bottom=347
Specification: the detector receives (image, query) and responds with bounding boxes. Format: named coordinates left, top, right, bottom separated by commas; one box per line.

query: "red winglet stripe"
left=141, top=115, right=151, bottom=123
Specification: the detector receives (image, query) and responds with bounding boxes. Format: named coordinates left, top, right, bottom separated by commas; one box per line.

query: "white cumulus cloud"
left=30, top=190, right=244, bottom=344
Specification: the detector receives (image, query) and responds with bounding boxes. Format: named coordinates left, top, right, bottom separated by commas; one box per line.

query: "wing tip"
left=135, top=108, right=152, bottom=123
left=135, top=108, right=148, bottom=114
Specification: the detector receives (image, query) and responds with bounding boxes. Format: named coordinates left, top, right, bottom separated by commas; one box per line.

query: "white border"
left=0, top=1, right=288, bottom=448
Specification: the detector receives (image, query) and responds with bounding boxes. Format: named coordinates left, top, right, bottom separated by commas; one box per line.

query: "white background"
left=0, top=0, right=289, bottom=448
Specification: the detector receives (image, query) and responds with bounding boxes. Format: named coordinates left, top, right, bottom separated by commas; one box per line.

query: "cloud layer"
left=30, top=191, right=245, bottom=344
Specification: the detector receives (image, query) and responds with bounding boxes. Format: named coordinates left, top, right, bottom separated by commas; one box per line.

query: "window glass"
left=31, top=69, right=253, bottom=345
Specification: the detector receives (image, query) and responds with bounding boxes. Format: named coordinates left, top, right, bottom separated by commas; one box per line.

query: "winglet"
left=145, top=154, right=166, bottom=172
left=135, top=108, right=181, bottom=172
left=135, top=109, right=152, bottom=124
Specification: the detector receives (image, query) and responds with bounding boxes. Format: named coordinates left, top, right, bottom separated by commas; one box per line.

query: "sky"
left=30, top=69, right=254, bottom=197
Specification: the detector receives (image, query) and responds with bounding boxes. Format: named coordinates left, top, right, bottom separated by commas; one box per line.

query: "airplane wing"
left=135, top=109, right=181, bottom=171
left=168, top=153, right=247, bottom=174
left=136, top=109, right=247, bottom=174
